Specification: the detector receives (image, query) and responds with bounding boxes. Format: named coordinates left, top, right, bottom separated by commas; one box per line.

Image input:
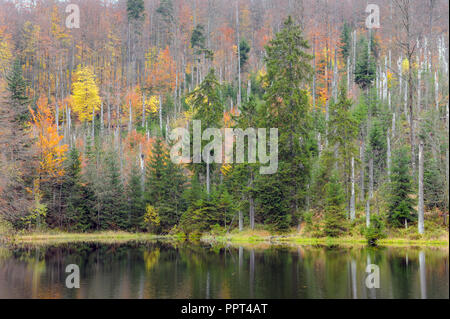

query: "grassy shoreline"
left=4, top=230, right=448, bottom=247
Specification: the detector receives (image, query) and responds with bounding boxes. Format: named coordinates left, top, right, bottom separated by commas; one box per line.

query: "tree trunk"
left=350, top=156, right=355, bottom=221
left=418, top=138, right=425, bottom=235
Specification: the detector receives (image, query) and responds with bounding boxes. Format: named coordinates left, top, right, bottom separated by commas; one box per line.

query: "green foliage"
left=127, top=0, right=145, bottom=21
left=143, top=204, right=160, bottom=233
left=255, top=173, right=290, bottom=232
left=6, top=58, right=29, bottom=123
left=239, top=39, right=251, bottom=69
left=364, top=215, right=386, bottom=245
left=354, top=37, right=376, bottom=90
left=22, top=201, right=47, bottom=230
left=145, top=137, right=186, bottom=231
left=323, top=173, right=347, bottom=237
left=387, top=146, right=416, bottom=228
left=156, top=0, right=174, bottom=24
left=98, top=150, right=127, bottom=230
left=127, top=164, right=145, bottom=231
left=63, top=147, right=95, bottom=232
left=260, top=16, right=313, bottom=225
left=339, top=22, right=351, bottom=62
left=179, top=187, right=234, bottom=235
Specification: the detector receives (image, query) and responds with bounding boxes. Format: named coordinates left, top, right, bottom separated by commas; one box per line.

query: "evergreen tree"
left=339, top=22, right=351, bottom=62
left=100, top=150, right=127, bottom=230
left=145, top=138, right=186, bottom=231
left=127, top=164, right=145, bottom=231
left=239, top=39, right=251, bottom=69
left=127, top=0, right=145, bottom=21
left=328, top=83, right=358, bottom=203
left=259, top=16, right=313, bottom=226
left=354, top=37, right=376, bottom=90
left=6, top=58, right=28, bottom=115
left=323, top=173, right=347, bottom=237
left=387, top=146, right=416, bottom=228
left=64, top=148, right=95, bottom=232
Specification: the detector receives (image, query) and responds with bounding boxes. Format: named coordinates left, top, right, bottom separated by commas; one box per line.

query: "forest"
left=0, top=0, right=448, bottom=244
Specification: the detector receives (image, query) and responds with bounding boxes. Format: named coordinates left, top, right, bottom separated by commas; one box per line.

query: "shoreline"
left=4, top=231, right=448, bottom=247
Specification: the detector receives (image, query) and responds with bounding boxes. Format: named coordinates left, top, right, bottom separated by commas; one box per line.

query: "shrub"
left=364, top=215, right=386, bottom=245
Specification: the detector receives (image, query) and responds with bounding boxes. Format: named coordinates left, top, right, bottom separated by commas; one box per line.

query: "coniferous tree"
left=354, top=37, right=376, bottom=90
left=145, top=138, right=186, bottom=231
left=6, top=58, right=29, bottom=120
left=127, top=163, right=145, bottom=231
left=64, top=147, right=95, bottom=231
left=239, top=39, right=251, bottom=69
left=387, top=146, right=416, bottom=228
left=100, top=150, right=127, bottom=230
left=323, top=173, right=347, bottom=237
left=339, top=22, right=351, bottom=62
left=258, top=16, right=313, bottom=228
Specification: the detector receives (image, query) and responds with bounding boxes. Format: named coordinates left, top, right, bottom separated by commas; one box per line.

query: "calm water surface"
left=0, top=241, right=448, bottom=299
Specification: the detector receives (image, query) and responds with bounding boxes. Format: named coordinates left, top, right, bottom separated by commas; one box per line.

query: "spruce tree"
left=259, top=16, right=313, bottom=227
left=64, top=147, right=95, bottom=231
left=127, top=163, right=145, bottom=231
left=339, top=22, right=351, bottom=62
left=101, top=150, right=127, bottom=230
left=387, top=146, right=416, bottom=228
left=145, top=138, right=186, bottom=231
left=6, top=58, right=29, bottom=120
left=354, top=37, right=376, bottom=90
left=323, top=173, right=347, bottom=237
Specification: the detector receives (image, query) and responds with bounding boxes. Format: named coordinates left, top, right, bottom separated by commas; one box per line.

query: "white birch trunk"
left=418, top=138, right=425, bottom=234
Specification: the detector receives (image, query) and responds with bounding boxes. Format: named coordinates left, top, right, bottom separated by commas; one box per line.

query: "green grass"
left=200, top=228, right=448, bottom=247
left=5, top=228, right=448, bottom=247
left=12, top=231, right=164, bottom=244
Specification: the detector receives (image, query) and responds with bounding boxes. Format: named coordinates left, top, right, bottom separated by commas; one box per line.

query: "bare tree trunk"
left=206, top=162, right=210, bottom=195
left=91, top=106, right=95, bottom=140
left=159, top=95, right=163, bottom=134
left=359, top=140, right=365, bottom=203
left=387, top=133, right=392, bottom=183
left=100, top=102, right=104, bottom=136
left=418, top=138, right=425, bottom=235
left=238, top=210, right=243, bottom=232
left=142, top=93, right=146, bottom=128
left=236, top=0, right=241, bottom=110
left=446, top=102, right=449, bottom=214
left=128, top=99, right=132, bottom=132
left=350, top=156, right=355, bottom=221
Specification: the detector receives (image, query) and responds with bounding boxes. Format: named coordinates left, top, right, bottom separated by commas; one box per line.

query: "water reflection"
left=0, top=242, right=447, bottom=299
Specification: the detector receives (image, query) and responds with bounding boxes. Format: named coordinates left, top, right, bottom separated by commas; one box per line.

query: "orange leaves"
left=29, top=96, right=68, bottom=179
left=145, top=46, right=177, bottom=95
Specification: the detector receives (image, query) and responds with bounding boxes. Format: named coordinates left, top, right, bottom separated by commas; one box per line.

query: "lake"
left=0, top=241, right=448, bottom=299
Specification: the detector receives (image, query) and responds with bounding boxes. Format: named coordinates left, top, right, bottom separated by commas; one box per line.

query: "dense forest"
left=0, top=0, right=448, bottom=242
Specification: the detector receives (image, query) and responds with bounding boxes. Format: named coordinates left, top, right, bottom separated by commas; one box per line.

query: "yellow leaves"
left=256, top=68, right=268, bottom=88
left=144, top=204, right=160, bottom=232
left=71, top=66, right=101, bottom=122
left=185, top=63, right=191, bottom=75
left=146, top=95, right=160, bottom=114
left=0, top=27, right=12, bottom=76
left=29, top=96, right=68, bottom=179
left=387, top=70, right=397, bottom=89
left=220, top=164, right=232, bottom=176
left=50, top=5, right=69, bottom=42
left=401, top=58, right=409, bottom=74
